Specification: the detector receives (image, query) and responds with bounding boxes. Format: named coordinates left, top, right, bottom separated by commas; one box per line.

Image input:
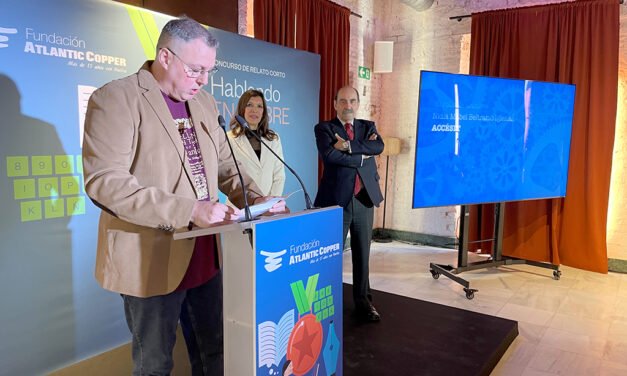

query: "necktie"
left=344, top=122, right=362, bottom=195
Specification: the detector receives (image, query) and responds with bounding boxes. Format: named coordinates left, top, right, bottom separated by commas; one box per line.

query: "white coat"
left=227, top=130, right=286, bottom=197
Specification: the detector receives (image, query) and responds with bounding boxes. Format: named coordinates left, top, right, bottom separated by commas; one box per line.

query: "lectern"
left=174, top=207, right=344, bottom=376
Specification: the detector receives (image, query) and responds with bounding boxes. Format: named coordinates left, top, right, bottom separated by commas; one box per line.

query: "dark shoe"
left=355, top=303, right=381, bottom=322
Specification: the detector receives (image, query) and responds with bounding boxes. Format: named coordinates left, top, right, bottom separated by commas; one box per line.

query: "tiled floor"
left=345, top=241, right=627, bottom=376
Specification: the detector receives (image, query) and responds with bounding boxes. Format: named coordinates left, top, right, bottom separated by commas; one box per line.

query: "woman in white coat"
left=228, top=89, right=286, bottom=197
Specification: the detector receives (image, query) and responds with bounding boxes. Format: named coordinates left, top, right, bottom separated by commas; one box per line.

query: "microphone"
left=218, top=115, right=253, bottom=221
left=234, top=115, right=314, bottom=210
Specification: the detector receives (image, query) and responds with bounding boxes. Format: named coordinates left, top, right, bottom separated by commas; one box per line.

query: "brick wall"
left=239, top=0, right=627, bottom=257
left=237, top=0, right=253, bottom=36
left=333, top=0, right=472, bottom=237
left=341, top=0, right=627, bottom=253
left=608, top=8, right=627, bottom=260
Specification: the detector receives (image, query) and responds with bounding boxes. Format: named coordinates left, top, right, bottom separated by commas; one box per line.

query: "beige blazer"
left=82, top=62, right=262, bottom=298
left=227, top=130, right=286, bottom=197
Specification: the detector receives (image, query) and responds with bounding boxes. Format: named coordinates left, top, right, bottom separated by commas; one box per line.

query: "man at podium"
left=82, top=17, right=285, bottom=375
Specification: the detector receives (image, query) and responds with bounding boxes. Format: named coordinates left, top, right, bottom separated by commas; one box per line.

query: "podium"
left=174, top=207, right=344, bottom=376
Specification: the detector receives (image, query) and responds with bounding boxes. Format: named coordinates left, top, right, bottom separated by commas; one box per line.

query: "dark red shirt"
left=161, top=92, right=219, bottom=290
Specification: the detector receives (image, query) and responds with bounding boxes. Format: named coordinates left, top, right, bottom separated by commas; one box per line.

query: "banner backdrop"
left=0, top=1, right=320, bottom=374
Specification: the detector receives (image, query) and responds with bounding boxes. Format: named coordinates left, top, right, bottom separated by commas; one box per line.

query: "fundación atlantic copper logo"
left=0, top=26, right=18, bottom=48
left=260, top=249, right=287, bottom=272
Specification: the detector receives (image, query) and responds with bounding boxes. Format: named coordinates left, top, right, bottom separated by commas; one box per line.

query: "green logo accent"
left=61, top=176, right=80, bottom=196
left=44, top=199, right=65, bottom=219
left=55, top=155, right=75, bottom=174
left=290, top=274, right=319, bottom=315
left=32, top=155, right=53, bottom=176
left=21, top=201, right=42, bottom=221
left=358, top=66, right=371, bottom=80
left=76, top=155, right=83, bottom=174
left=13, top=179, right=36, bottom=200
left=67, top=196, right=86, bottom=216
left=290, top=274, right=335, bottom=322
left=7, top=156, right=29, bottom=177
left=6, top=155, right=87, bottom=221
left=38, top=177, right=59, bottom=198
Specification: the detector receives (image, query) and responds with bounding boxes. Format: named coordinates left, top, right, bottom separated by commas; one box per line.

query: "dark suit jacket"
left=314, top=118, right=384, bottom=208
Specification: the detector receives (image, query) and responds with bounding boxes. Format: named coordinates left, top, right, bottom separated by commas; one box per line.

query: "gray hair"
left=156, top=17, right=219, bottom=51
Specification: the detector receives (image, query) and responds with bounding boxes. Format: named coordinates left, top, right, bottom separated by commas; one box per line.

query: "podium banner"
left=254, top=208, right=343, bottom=376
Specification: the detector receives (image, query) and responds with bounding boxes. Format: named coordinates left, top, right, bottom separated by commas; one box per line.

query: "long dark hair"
left=229, top=89, right=277, bottom=140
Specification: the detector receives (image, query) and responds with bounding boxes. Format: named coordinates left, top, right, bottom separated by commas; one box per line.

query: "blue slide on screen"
left=412, top=71, right=576, bottom=208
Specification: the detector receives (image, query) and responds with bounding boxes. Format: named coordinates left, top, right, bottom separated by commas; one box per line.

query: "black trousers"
left=342, top=189, right=374, bottom=309
left=122, top=273, right=223, bottom=376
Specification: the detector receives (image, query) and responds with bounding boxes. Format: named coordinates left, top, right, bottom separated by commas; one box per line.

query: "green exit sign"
left=358, top=66, right=371, bottom=80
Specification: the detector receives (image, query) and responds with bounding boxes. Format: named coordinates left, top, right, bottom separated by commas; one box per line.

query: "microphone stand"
left=218, top=115, right=253, bottom=222
left=235, top=115, right=314, bottom=210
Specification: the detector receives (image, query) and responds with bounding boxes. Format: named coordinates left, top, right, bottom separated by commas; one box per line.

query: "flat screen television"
left=412, top=71, right=576, bottom=208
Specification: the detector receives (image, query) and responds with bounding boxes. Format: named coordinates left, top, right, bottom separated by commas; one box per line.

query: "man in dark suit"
left=314, top=86, right=384, bottom=322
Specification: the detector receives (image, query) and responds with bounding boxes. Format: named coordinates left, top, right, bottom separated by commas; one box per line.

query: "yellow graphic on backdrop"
left=6, top=155, right=85, bottom=222
left=125, top=6, right=160, bottom=60
left=6, top=8, right=160, bottom=223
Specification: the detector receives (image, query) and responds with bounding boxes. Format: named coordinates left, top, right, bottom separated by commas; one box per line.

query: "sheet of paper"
left=237, top=189, right=302, bottom=220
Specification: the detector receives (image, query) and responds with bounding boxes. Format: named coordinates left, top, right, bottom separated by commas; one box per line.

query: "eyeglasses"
left=164, top=47, right=219, bottom=79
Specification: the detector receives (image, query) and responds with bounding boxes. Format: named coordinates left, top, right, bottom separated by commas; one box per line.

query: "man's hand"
left=191, top=200, right=240, bottom=228
left=333, top=133, right=349, bottom=151
left=254, top=196, right=290, bottom=215
left=368, top=133, right=378, bottom=141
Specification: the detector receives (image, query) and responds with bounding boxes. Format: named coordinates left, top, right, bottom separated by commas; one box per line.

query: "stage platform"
left=343, top=284, right=518, bottom=376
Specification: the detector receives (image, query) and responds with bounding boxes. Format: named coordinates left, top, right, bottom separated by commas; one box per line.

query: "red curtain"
left=294, top=0, right=350, bottom=123
left=468, top=0, right=619, bottom=272
left=253, top=0, right=350, bottom=179
left=253, top=0, right=296, bottom=47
